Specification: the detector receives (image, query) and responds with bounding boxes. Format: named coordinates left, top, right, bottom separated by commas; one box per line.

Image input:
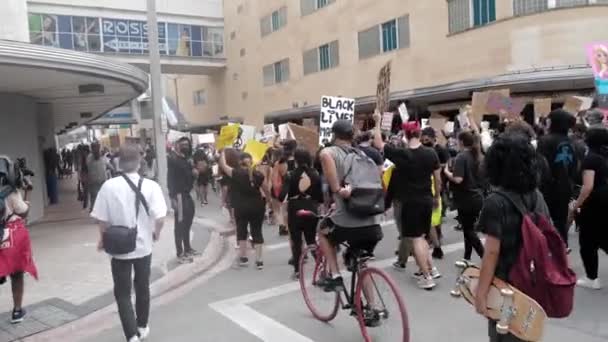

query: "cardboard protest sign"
left=533, top=98, right=552, bottom=118
left=574, top=96, right=594, bottom=111
left=381, top=112, right=394, bottom=131
left=244, top=140, right=269, bottom=165
left=195, top=133, right=215, bottom=145
left=288, top=123, right=319, bottom=156
left=302, top=118, right=317, bottom=131
left=470, top=89, right=511, bottom=125
left=486, top=93, right=526, bottom=119
left=319, top=96, right=355, bottom=145
left=398, top=103, right=409, bottom=122
left=429, top=115, right=448, bottom=146
left=263, top=124, right=276, bottom=138
left=376, top=61, right=392, bottom=114
left=563, top=96, right=584, bottom=115
left=216, top=124, right=240, bottom=149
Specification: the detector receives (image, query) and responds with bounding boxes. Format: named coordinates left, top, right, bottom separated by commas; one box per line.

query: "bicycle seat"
left=342, top=244, right=374, bottom=263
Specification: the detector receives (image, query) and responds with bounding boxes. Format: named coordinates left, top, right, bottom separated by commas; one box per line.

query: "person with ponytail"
left=444, top=131, right=485, bottom=261
left=570, top=128, right=608, bottom=289
left=286, top=148, right=323, bottom=279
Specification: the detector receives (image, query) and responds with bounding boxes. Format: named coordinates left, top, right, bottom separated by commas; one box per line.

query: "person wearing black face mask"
left=167, top=137, right=200, bottom=264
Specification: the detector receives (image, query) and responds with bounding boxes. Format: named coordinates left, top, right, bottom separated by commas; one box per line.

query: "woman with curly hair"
left=474, top=133, right=551, bottom=342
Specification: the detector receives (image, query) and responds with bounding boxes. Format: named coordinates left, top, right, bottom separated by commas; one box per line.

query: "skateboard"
left=451, top=261, right=546, bottom=342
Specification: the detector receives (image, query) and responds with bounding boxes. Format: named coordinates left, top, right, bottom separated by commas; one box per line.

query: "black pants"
left=288, top=198, right=318, bottom=273
left=174, top=193, right=195, bottom=256
left=578, top=205, right=608, bottom=279
left=235, top=207, right=265, bottom=244
left=458, top=201, right=484, bottom=260
left=111, top=255, right=152, bottom=341
left=488, top=320, right=524, bottom=342
left=546, top=196, right=570, bottom=247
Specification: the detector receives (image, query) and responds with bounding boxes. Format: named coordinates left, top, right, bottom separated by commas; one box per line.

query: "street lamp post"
left=146, top=0, right=168, bottom=193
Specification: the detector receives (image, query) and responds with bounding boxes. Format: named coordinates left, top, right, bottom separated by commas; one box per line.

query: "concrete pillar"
left=0, top=0, right=29, bottom=42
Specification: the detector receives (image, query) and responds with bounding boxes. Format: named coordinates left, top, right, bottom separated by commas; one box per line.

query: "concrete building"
left=218, top=0, right=608, bottom=127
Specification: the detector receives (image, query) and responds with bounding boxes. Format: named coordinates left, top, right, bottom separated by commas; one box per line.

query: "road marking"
left=210, top=239, right=465, bottom=342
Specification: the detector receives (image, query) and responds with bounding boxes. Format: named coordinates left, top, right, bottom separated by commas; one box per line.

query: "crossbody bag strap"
left=121, top=174, right=150, bottom=218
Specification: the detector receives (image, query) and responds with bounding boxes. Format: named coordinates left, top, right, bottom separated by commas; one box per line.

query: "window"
left=448, top=0, right=471, bottom=33
left=240, top=48, right=246, bottom=57
left=472, top=0, right=496, bottom=27
left=381, top=20, right=398, bottom=52
left=193, top=90, right=206, bottom=106
left=261, top=7, right=287, bottom=37
left=358, top=15, right=410, bottom=59
left=230, top=31, right=236, bottom=40
left=237, top=4, right=243, bottom=13
left=242, top=92, right=248, bottom=100
left=513, top=0, right=548, bottom=15
left=263, top=59, right=290, bottom=86
left=301, top=0, right=335, bottom=16
left=304, top=41, right=339, bottom=75
left=556, top=0, right=589, bottom=7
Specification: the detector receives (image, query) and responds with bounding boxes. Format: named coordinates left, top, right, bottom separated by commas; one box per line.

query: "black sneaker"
left=432, top=247, right=444, bottom=260
left=11, top=308, right=25, bottom=324
left=392, top=261, right=406, bottom=271
left=256, top=261, right=264, bottom=270
left=239, top=257, right=249, bottom=267
left=279, top=225, right=289, bottom=236
left=318, top=276, right=344, bottom=293
left=186, top=249, right=202, bottom=257
left=288, top=258, right=294, bottom=266
left=362, top=308, right=383, bottom=327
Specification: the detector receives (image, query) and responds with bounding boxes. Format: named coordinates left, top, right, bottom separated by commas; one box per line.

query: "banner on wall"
left=586, top=42, right=608, bottom=116
left=319, top=96, right=355, bottom=146
left=376, top=61, right=392, bottom=114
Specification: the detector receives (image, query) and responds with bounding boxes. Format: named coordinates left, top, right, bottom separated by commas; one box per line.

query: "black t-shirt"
left=229, top=167, right=265, bottom=212
left=358, top=145, right=384, bottom=166
left=452, top=150, right=484, bottom=206
left=538, top=133, right=577, bottom=200
left=434, top=144, right=450, bottom=165
left=287, top=167, right=323, bottom=203
left=384, top=144, right=440, bottom=204
left=581, top=151, right=608, bottom=207
left=477, top=190, right=550, bottom=281
left=167, top=153, right=194, bottom=198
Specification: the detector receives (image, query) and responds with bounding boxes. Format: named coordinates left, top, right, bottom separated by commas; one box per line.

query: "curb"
left=21, top=219, right=235, bottom=342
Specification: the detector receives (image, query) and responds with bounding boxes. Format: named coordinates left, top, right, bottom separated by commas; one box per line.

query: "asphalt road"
left=88, top=208, right=608, bottom=342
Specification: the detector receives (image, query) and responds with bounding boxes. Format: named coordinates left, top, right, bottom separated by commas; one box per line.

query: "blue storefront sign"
left=28, top=13, right=224, bottom=58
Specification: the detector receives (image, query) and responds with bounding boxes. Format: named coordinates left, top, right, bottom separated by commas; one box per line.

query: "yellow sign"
left=382, top=164, right=394, bottom=190
left=244, top=139, right=269, bottom=165
left=216, top=124, right=240, bottom=149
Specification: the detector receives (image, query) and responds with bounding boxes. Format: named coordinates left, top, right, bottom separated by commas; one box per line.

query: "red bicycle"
left=297, top=210, right=409, bottom=342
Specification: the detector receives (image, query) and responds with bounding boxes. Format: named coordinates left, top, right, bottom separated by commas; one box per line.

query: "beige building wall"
left=221, top=1, right=608, bottom=126
left=166, top=74, right=226, bottom=126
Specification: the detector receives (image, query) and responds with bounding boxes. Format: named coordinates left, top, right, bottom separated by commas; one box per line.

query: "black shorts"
left=401, top=201, right=432, bottom=238
left=325, top=221, right=383, bottom=254
left=0, top=272, right=23, bottom=285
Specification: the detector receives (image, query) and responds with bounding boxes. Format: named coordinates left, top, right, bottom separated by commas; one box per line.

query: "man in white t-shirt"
left=91, top=144, right=167, bottom=342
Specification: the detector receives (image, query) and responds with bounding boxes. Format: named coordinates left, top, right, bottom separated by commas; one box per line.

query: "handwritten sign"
left=486, top=93, right=526, bottom=119
left=376, top=61, right=392, bottom=114
left=381, top=112, right=394, bottom=131
left=288, top=123, right=319, bottom=156
left=398, top=103, right=409, bottom=122
left=429, top=115, right=447, bottom=146
left=263, top=124, right=276, bottom=138
left=195, top=133, right=215, bottom=145
left=533, top=98, right=552, bottom=118
left=471, top=89, right=511, bottom=124
left=216, top=124, right=240, bottom=150
left=575, top=96, right=594, bottom=111
left=563, top=96, right=584, bottom=115
left=278, top=123, right=293, bottom=140
left=319, top=95, right=355, bottom=145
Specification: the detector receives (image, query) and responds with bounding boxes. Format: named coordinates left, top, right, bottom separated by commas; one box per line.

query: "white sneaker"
left=430, top=267, right=442, bottom=279
left=576, top=277, right=602, bottom=290
left=138, top=326, right=150, bottom=340
left=417, top=275, right=436, bottom=290
left=128, top=336, right=141, bottom=342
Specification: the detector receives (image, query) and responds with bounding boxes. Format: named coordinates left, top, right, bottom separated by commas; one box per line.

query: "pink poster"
left=587, top=42, right=608, bottom=80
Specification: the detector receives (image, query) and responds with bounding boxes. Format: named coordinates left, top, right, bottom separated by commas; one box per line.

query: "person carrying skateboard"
left=475, top=132, right=551, bottom=341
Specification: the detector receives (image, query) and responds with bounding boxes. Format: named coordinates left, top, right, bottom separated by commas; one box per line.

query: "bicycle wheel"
left=299, top=245, right=340, bottom=322
left=355, top=267, right=410, bottom=342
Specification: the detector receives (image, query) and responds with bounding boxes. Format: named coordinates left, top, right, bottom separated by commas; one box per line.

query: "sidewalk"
left=0, top=179, right=222, bottom=341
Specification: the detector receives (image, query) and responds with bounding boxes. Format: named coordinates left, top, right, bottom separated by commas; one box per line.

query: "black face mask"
left=422, top=142, right=434, bottom=147
left=180, top=146, right=191, bottom=157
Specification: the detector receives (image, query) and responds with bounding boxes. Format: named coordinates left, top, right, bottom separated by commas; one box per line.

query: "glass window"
left=274, top=61, right=283, bottom=83
left=358, top=25, right=381, bottom=59
left=29, top=14, right=59, bottom=47
left=472, top=0, right=496, bottom=27
left=319, top=44, right=330, bottom=70
left=381, top=20, right=398, bottom=52
left=317, top=0, right=328, bottom=9
left=271, top=11, right=280, bottom=31
left=448, top=0, right=471, bottom=33
left=513, top=0, right=549, bottom=16
left=556, top=0, right=588, bottom=7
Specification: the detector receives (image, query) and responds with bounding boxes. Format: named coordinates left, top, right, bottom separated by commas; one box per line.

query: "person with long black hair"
left=286, top=148, right=323, bottom=279
left=570, top=128, right=608, bottom=290
left=444, top=131, right=485, bottom=261
left=475, top=133, right=551, bottom=342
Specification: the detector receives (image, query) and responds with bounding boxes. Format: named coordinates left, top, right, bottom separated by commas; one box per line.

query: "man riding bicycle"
left=317, top=120, right=384, bottom=292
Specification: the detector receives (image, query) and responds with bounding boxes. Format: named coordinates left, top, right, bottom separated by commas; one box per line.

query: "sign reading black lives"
left=319, top=96, right=355, bottom=145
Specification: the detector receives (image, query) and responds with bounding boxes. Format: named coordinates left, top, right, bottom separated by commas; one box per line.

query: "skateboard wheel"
left=500, top=288, right=514, bottom=297
left=455, top=260, right=467, bottom=269
left=450, top=289, right=462, bottom=297
left=496, top=323, right=509, bottom=335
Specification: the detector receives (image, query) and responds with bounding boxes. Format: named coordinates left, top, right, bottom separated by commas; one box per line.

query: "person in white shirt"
left=91, top=144, right=167, bottom=342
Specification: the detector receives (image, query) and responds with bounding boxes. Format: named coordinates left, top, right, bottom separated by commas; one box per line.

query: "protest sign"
left=263, top=124, right=276, bottom=138
left=278, top=123, right=293, bottom=140
left=319, top=95, right=355, bottom=145
left=429, top=115, right=448, bottom=146
left=471, top=89, right=511, bottom=125
left=575, top=96, right=594, bottom=111
left=288, top=123, right=319, bottom=156
left=398, top=103, right=409, bottom=122
left=244, top=140, right=269, bottom=165
left=216, top=124, right=240, bottom=149
left=421, top=118, right=429, bottom=129
left=167, top=129, right=189, bottom=143
left=382, top=159, right=394, bottom=190
left=302, top=118, right=317, bottom=131
left=533, top=98, right=552, bottom=118
left=563, top=96, right=584, bottom=115
left=381, top=112, right=394, bottom=131
left=486, top=93, right=526, bottom=119
left=376, top=61, right=392, bottom=114
left=195, top=133, right=215, bottom=145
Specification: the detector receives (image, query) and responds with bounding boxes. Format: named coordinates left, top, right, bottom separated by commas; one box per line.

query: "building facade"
left=220, top=0, right=608, bottom=127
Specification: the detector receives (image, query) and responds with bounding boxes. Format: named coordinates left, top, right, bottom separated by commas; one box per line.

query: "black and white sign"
left=319, top=96, right=355, bottom=145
